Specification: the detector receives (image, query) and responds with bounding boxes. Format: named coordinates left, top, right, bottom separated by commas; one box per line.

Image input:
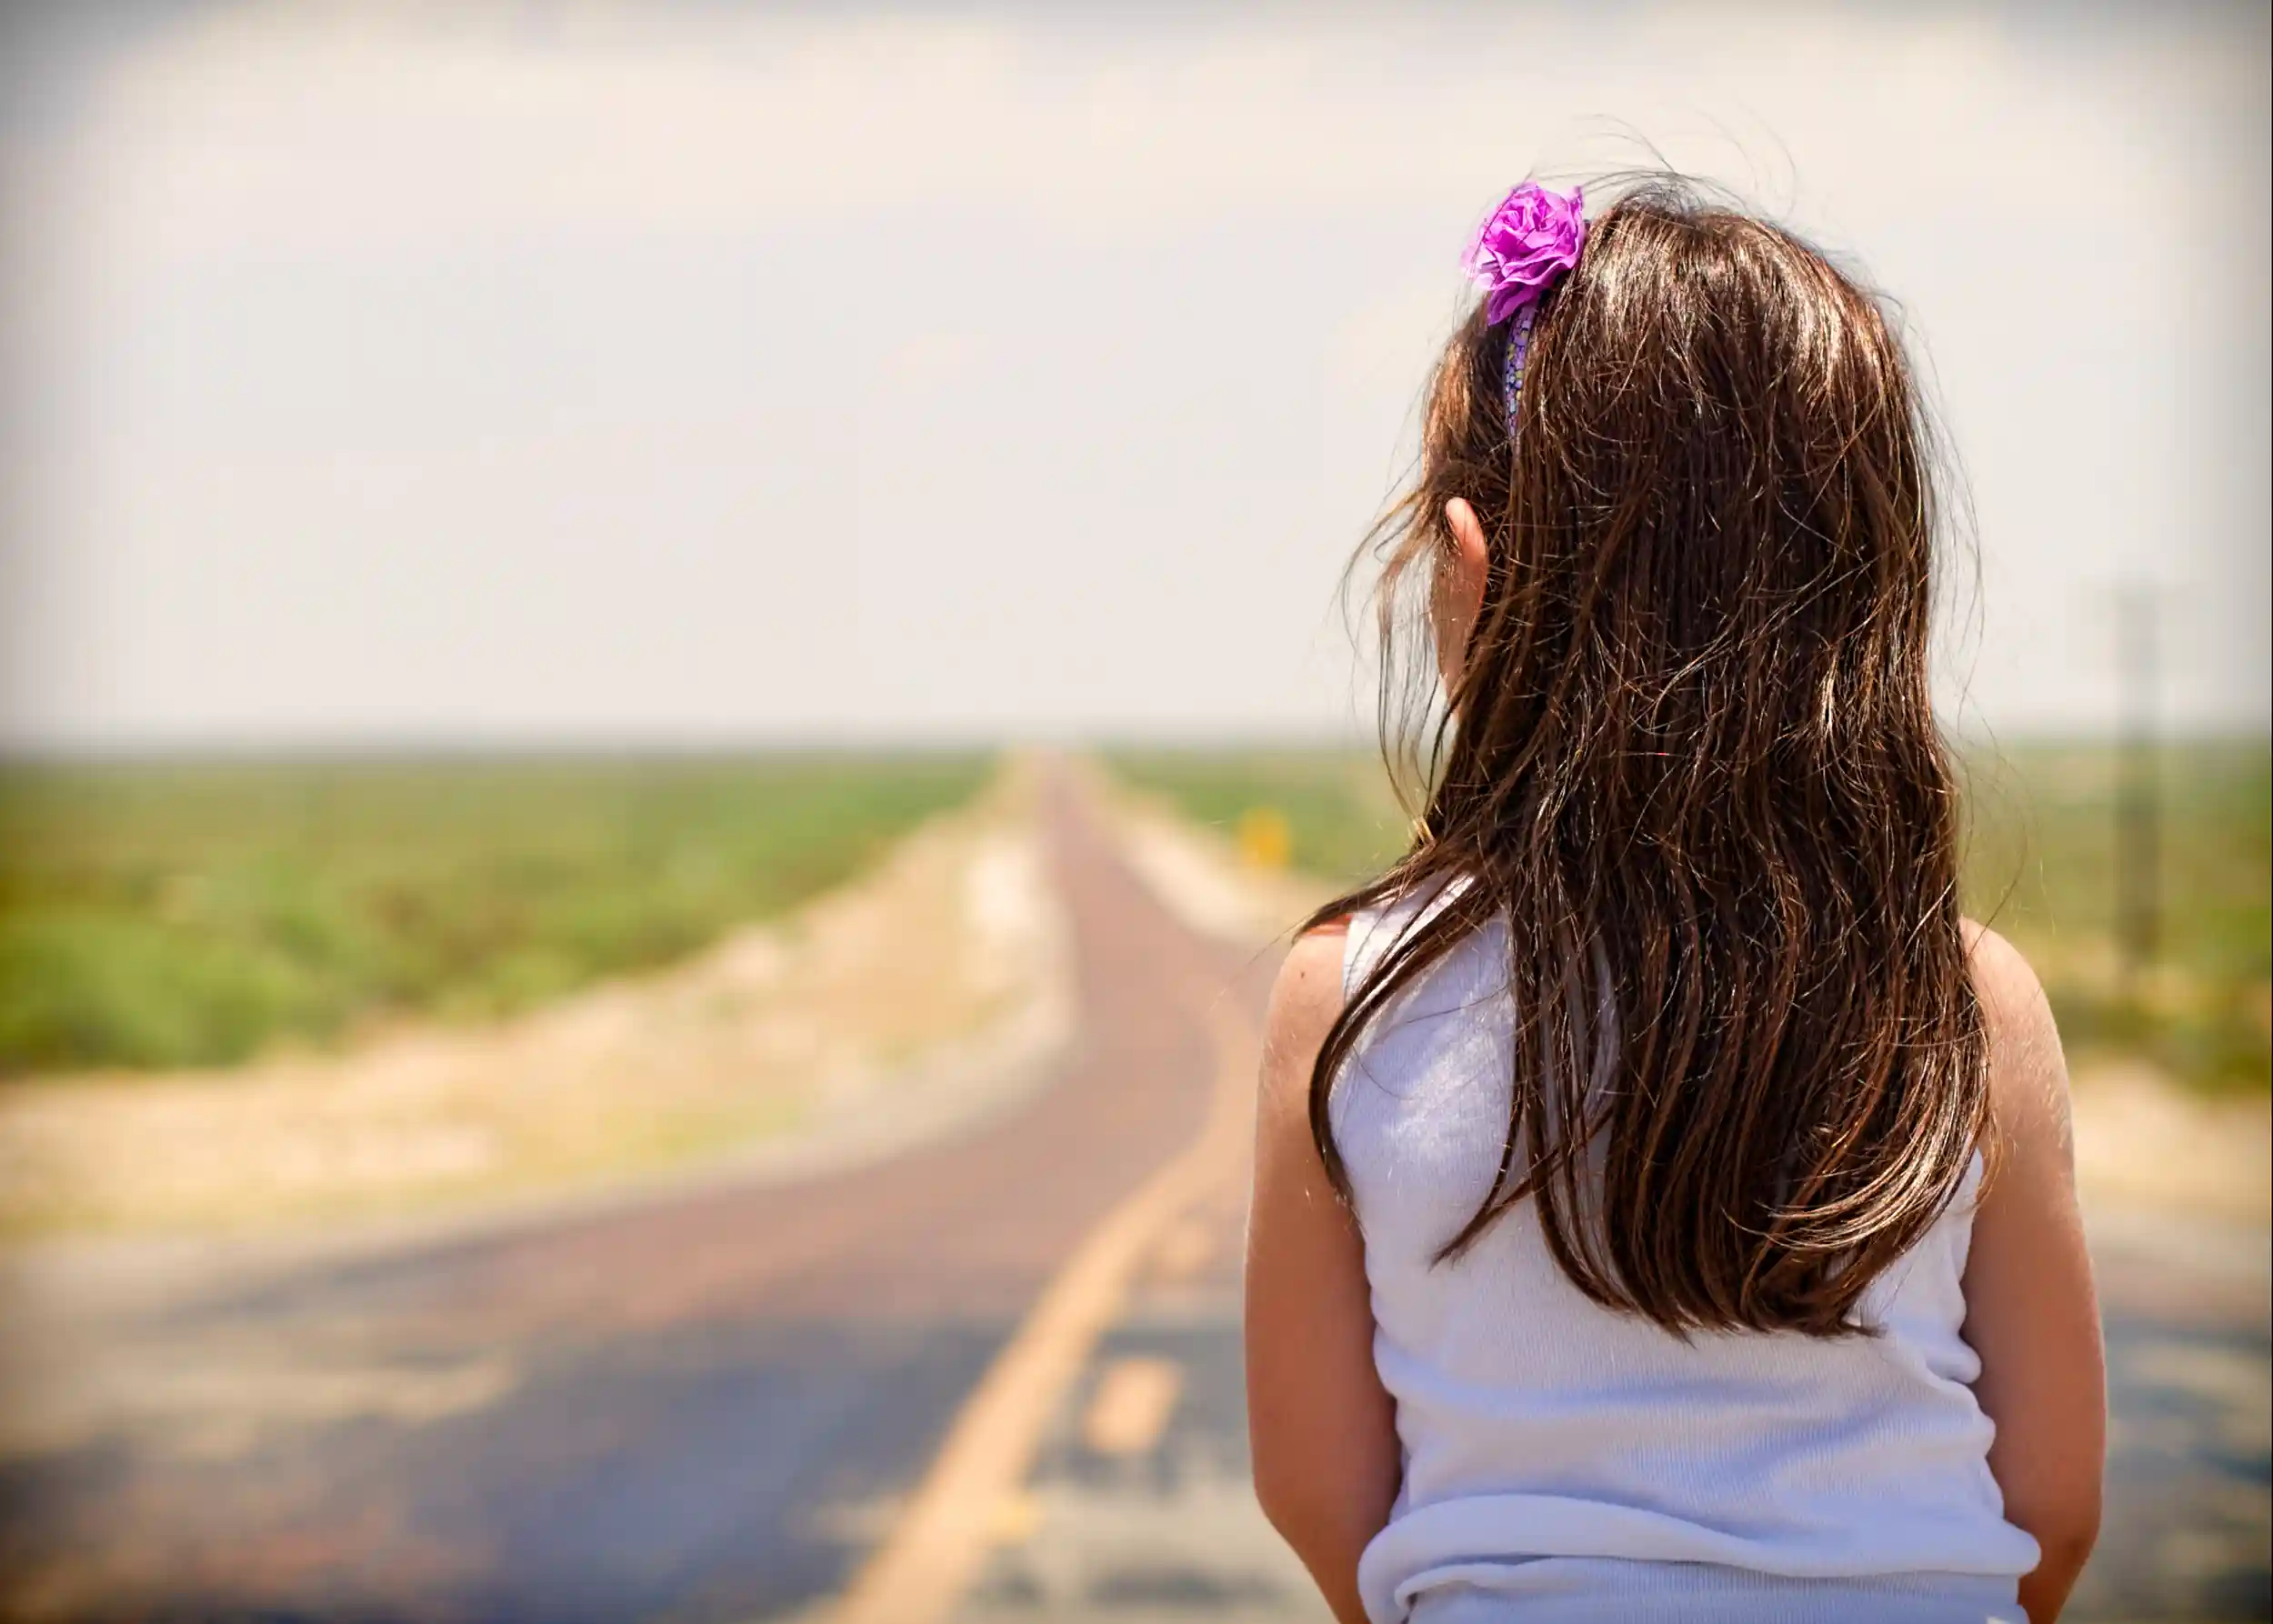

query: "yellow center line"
left=1081, top=1355, right=1186, bottom=1459
left=821, top=983, right=1257, bottom=1624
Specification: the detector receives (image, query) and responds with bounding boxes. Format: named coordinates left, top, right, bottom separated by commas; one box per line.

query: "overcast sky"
left=0, top=0, right=2265, bottom=748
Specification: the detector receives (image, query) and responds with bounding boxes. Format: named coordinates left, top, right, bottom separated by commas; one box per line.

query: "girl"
left=1245, top=180, right=2106, bottom=1624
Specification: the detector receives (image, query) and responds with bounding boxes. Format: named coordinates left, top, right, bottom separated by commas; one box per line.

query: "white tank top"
left=1335, top=889, right=2040, bottom=1624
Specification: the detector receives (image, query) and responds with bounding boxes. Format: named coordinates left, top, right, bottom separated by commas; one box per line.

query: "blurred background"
left=0, top=4, right=2264, bottom=1622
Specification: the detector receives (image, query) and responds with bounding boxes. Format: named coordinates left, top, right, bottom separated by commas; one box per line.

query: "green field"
left=0, top=755, right=990, bottom=1078
left=1111, top=742, right=2272, bottom=1093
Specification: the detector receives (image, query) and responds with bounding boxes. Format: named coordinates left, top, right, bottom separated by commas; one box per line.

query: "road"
left=0, top=773, right=1267, bottom=1622
left=0, top=771, right=2265, bottom=1623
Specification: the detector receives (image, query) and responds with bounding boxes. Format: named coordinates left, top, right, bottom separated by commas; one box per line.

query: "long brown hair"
left=1309, top=179, right=1987, bottom=1338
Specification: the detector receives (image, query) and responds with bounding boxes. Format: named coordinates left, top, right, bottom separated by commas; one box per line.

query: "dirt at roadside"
left=1092, top=767, right=1337, bottom=951
left=0, top=763, right=1071, bottom=1241
left=2069, top=1062, right=2269, bottom=1225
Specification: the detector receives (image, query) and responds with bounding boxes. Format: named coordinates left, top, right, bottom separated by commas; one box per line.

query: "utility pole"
left=2114, top=581, right=2160, bottom=997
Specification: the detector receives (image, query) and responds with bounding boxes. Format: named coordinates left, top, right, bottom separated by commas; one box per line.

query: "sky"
left=0, top=0, right=2266, bottom=748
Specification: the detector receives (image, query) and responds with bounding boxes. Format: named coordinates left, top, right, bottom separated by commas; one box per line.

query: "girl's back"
left=1335, top=889, right=2035, bottom=1623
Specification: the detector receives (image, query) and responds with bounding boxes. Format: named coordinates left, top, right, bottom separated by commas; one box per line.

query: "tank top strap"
left=1343, top=878, right=1467, bottom=1003
left=1342, top=900, right=1387, bottom=1002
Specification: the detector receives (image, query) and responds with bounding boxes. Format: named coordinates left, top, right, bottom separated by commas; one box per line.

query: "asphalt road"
left=0, top=774, right=1265, bottom=1624
left=0, top=772, right=2264, bottom=1623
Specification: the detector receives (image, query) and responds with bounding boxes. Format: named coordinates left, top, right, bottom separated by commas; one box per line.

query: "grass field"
left=0, top=755, right=990, bottom=1078
left=1111, top=741, right=2272, bottom=1093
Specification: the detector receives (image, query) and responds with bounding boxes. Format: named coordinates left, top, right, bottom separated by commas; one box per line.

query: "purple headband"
left=1462, top=182, right=1587, bottom=437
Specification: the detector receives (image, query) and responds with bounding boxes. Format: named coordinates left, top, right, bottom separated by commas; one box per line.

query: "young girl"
left=1245, top=180, right=2106, bottom=1624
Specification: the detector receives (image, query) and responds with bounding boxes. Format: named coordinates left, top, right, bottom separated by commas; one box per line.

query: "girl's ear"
left=1443, top=498, right=1489, bottom=599
left=1436, top=498, right=1492, bottom=687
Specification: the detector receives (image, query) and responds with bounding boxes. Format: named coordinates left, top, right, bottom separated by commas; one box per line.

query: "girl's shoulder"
left=1962, top=919, right=2070, bottom=1148
left=1266, top=920, right=1353, bottom=1077
left=1963, top=919, right=2050, bottom=1026
left=1267, top=877, right=1473, bottom=1076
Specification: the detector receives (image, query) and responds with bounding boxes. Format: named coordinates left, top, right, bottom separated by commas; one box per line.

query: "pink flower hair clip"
left=1463, top=182, right=1587, bottom=437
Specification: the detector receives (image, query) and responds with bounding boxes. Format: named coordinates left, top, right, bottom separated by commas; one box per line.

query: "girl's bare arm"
left=1961, top=924, right=2107, bottom=1623
left=1246, top=924, right=1400, bottom=1624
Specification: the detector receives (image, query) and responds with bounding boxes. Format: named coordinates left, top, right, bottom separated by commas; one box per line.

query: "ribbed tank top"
left=1335, top=889, right=2039, bottom=1624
